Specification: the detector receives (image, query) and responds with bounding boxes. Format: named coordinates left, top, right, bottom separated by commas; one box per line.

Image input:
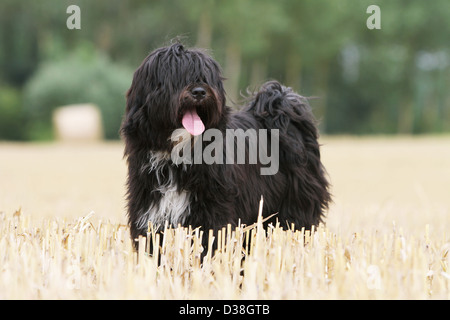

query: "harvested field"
left=0, top=137, right=449, bottom=299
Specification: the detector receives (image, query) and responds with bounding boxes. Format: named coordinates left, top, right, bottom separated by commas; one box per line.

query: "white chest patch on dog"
left=135, top=150, right=191, bottom=232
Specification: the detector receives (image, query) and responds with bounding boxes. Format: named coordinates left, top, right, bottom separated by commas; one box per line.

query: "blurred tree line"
left=0, top=0, right=449, bottom=140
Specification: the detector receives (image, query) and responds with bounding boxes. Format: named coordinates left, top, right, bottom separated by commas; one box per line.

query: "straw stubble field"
left=0, top=136, right=449, bottom=299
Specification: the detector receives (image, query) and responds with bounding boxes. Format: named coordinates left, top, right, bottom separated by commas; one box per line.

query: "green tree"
left=23, top=49, right=133, bottom=140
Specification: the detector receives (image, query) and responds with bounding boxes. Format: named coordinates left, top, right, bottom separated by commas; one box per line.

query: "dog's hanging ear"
left=120, top=88, right=140, bottom=139
left=120, top=64, right=148, bottom=140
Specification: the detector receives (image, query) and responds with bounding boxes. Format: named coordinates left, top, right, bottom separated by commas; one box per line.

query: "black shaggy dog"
left=121, top=42, right=331, bottom=251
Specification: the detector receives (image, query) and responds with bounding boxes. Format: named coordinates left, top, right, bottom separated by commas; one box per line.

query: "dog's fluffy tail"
left=248, top=80, right=320, bottom=165
left=248, top=80, right=331, bottom=225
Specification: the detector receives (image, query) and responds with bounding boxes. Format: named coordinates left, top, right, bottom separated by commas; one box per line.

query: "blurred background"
left=1, top=0, right=449, bottom=141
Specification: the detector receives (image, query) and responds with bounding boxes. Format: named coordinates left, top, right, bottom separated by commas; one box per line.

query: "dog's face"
left=121, top=43, right=226, bottom=151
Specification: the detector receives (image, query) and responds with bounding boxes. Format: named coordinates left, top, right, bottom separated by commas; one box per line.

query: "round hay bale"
left=53, top=104, right=103, bottom=142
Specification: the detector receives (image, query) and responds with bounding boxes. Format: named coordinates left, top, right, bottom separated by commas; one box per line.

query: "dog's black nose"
left=191, top=87, right=207, bottom=100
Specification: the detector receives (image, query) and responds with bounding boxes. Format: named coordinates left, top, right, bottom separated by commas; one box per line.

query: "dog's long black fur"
left=120, top=43, right=331, bottom=251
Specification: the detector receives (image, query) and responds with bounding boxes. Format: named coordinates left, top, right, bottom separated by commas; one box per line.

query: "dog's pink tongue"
left=182, top=109, right=205, bottom=136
